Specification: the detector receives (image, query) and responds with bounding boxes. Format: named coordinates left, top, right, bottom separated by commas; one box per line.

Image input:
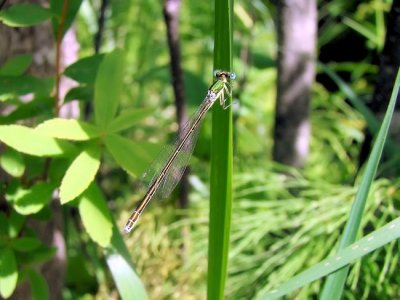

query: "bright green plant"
left=0, top=3, right=148, bottom=299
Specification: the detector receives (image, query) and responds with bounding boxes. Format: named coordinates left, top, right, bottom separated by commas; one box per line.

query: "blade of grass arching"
left=320, top=68, right=400, bottom=300
left=105, top=224, right=148, bottom=300
left=260, top=216, right=400, bottom=299
left=207, top=0, right=234, bottom=299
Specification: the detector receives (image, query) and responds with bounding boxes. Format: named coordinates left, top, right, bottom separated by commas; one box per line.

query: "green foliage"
left=79, top=184, right=113, bottom=247
left=0, top=46, right=150, bottom=298
left=10, top=182, right=54, bottom=215
left=36, top=118, right=100, bottom=141
left=27, top=270, right=49, bottom=300
left=1, top=0, right=400, bottom=299
left=106, top=225, right=149, bottom=300
left=50, top=0, right=83, bottom=38
left=320, top=69, right=400, bottom=299
left=104, top=134, right=154, bottom=177
left=94, top=49, right=126, bottom=130
left=0, top=54, right=32, bottom=76
left=0, top=4, right=53, bottom=27
left=0, top=248, right=18, bottom=298
left=0, top=125, right=75, bottom=157
left=0, top=148, right=25, bottom=177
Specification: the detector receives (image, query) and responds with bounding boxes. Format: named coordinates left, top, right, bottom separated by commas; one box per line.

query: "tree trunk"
left=163, top=0, right=190, bottom=209
left=359, top=0, right=400, bottom=167
left=273, top=0, right=317, bottom=168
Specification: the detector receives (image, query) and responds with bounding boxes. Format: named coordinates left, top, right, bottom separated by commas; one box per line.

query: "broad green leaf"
left=0, top=76, right=53, bottom=96
left=64, top=54, right=104, bottom=84
left=0, top=54, right=32, bottom=76
left=0, top=125, right=75, bottom=157
left=50, top=0, right=83, bottom=38
left=13, top=182, right=54, bottom=215
left=0, top=97, right=53, bottom=123
left=11, top=237, right=41, bottom=252
left=107, top=107, right=154, bottom=133
left=104, top=134, right=155, bottom=177
left=106, top=224, right=148, bottom=300
left=64, top=86, right=92, bottom=103
left=94, top=49, right=126, bottom=130
left=0, top=248, right=18, bottom=298
left=8, top=211, right=25, bottom=238
left=0, top=4, right=53, bottom=27
left=0, top=148, right=25, bottom=177
left=60, top=145, right=101, bottom=204
left=36, top=118, right=100, bottom=141
left=79, top=184, right=112, bottom=247
left=28, top=270, right=49, bottom=300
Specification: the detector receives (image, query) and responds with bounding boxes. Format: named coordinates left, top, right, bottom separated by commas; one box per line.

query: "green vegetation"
left=0, top=0, right=399, bottom=299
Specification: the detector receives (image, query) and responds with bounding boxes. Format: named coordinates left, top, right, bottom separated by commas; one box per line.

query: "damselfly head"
left=213, top=70, right=236, bottom=81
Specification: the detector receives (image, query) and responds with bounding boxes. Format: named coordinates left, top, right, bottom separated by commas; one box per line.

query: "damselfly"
left=124, top=70, right=235, bottom=234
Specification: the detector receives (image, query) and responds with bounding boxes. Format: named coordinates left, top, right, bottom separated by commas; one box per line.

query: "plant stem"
left=207, top=0, right=234, bottom=299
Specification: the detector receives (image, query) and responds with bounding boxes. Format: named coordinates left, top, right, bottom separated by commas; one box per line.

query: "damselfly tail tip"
left=123, top=219, right=136, bottom=234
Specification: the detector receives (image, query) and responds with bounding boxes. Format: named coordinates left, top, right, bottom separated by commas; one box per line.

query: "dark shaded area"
left=359, top=0, right=400, bottom=166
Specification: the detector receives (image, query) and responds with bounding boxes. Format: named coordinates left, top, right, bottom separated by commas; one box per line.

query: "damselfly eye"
left=213, top=70, right=219, bottom=77
left=229, top=72, right=236, bottom=80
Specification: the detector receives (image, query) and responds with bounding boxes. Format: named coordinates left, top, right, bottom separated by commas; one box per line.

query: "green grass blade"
left=260, top=216, right=400, bottom=299
left=320, top=67, right=400, bottom=299
left=207, top=0, right=234, bottom=299
left=105, top=225, right=148, bottom=300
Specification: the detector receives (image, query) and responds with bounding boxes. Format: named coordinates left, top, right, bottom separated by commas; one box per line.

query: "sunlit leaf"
left=36, top=118, right=100, bottom=141
left=0, top=148, right=25, bottom=177
left=0, top=125, right=75, bottom=157
left=60, top=144, right=101, bottom=204
left=79, top=183, right=112, bottom=247
left=13, top=182, right=54, bottom=215
left=0, top=248, right=18, bottom=298
left=106, top=225, right=148, bottom=300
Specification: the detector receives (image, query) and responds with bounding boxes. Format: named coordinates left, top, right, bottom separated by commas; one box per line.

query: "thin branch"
left=94, top=0, right=108, bottom=53
left=54, top=0, right=69, bottom=116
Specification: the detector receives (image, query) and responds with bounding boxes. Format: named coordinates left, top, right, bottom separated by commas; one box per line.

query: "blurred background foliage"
left=74, top=0, right=399, bottom=299
left=74, top=0, right=400, bottom=298
left=1, top=0, right=400, bottom=299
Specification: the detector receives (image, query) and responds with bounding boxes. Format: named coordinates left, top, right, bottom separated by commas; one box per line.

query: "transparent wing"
left=140, top=95, right=214, bottom=200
